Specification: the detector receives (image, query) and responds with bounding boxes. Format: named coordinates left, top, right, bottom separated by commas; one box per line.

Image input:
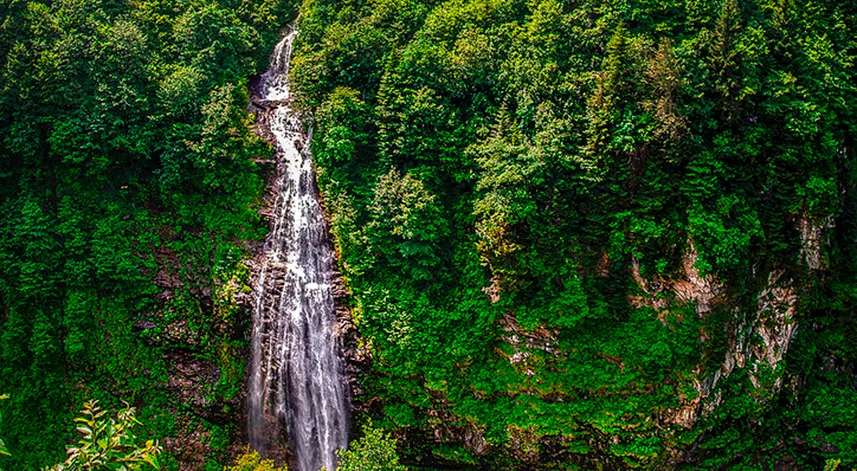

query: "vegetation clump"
left=45, top=401, right=162, bottom=471
left=335, top=421, right=407, bottom=471
left=225, top=448, right=288, bottom=471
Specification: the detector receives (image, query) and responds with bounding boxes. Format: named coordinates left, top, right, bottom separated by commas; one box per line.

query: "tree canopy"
left=293, top=0, right=857, bottom=468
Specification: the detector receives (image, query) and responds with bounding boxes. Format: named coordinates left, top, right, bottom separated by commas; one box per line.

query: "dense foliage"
left=0, top=394, right=8, bottom=458
left=2, top=0, right=856, bottom=468
left=0, top=0, right=293, bottom=468
left=291, top=0, right=857, bottom=468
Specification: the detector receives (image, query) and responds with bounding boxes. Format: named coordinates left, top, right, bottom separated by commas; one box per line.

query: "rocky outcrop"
left=798, top=214, right=834, bottom=271
left=497, top=313, right=559, bottom=377
left=144, top=244, right=250, bottom=470
left=628, top=227, right=826, bottom=430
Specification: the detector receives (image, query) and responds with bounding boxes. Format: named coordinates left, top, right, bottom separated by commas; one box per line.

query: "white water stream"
left=247, top=30, right=349, bottom=471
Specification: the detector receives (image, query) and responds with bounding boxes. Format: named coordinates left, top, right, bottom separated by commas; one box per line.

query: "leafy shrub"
left=44, top=401, right=161, bottom=471
left=335, top=421, right=406, bottom=471
left=224, top=448, right=287, bottom=471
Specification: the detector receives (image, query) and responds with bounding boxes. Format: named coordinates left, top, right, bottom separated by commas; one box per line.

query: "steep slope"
left=290, top=0, right=857, bottom=468
left=0, top=0, right=295, bottom=468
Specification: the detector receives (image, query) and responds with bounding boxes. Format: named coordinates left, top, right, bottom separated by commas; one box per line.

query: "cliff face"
left=144, top=233, right=255, bottom=470
left=631, top=241, right=801, bottom=427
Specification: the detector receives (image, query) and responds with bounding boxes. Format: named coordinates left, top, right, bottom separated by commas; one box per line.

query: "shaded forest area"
left=0, top=0, right=293, bottom=468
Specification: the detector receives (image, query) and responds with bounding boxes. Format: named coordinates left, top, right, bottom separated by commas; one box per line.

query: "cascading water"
left=248, top=29, right=350, bottom=471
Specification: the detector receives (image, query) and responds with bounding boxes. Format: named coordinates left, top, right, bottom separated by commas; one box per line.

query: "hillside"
left=1, top=0, right=856, bottom=469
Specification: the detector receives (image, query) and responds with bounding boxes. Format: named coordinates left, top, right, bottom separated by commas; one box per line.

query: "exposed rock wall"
left=627, top=216, right=831, bottom=432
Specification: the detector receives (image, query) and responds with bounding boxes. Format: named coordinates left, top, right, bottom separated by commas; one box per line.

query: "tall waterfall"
left=248, top=29, right=350, bottom=471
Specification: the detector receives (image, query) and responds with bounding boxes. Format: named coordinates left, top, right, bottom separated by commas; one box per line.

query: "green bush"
left=335, top=421, right=406, bottom=471
left=44, top=401, right=161, bottom=471
left=224, top=448, right=287, bottom=471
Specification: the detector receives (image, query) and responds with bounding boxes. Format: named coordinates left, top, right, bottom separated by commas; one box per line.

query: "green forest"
left=1, top=0, right=856, bottom=469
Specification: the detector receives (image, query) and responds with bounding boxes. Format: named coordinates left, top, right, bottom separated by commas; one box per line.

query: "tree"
left=43, top=401, right=161, bottom=471
left=367, top=168, right=448, bottom=281
left=224, top=448, right=287, bottom=471
left=335, top=421, right=406, bottom=471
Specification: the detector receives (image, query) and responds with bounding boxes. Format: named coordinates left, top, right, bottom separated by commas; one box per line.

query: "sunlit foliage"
left=224, top=448, right=288, bottom=471
left=44, top=401, right=162, bottom=471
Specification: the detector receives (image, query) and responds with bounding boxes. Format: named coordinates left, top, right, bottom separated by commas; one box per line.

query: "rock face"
left=412, top=219, right=832, bottom=467
left=144, top=240, right=251, bottom=471
left=798, top=214, right=834, bottom=271
left=162, top=352, right=233, bottom=469
left=626, top=219, right=830, bottom=431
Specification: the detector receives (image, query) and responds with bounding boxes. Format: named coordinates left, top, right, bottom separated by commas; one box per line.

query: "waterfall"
left=248, top=29, right=350, bottom=471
